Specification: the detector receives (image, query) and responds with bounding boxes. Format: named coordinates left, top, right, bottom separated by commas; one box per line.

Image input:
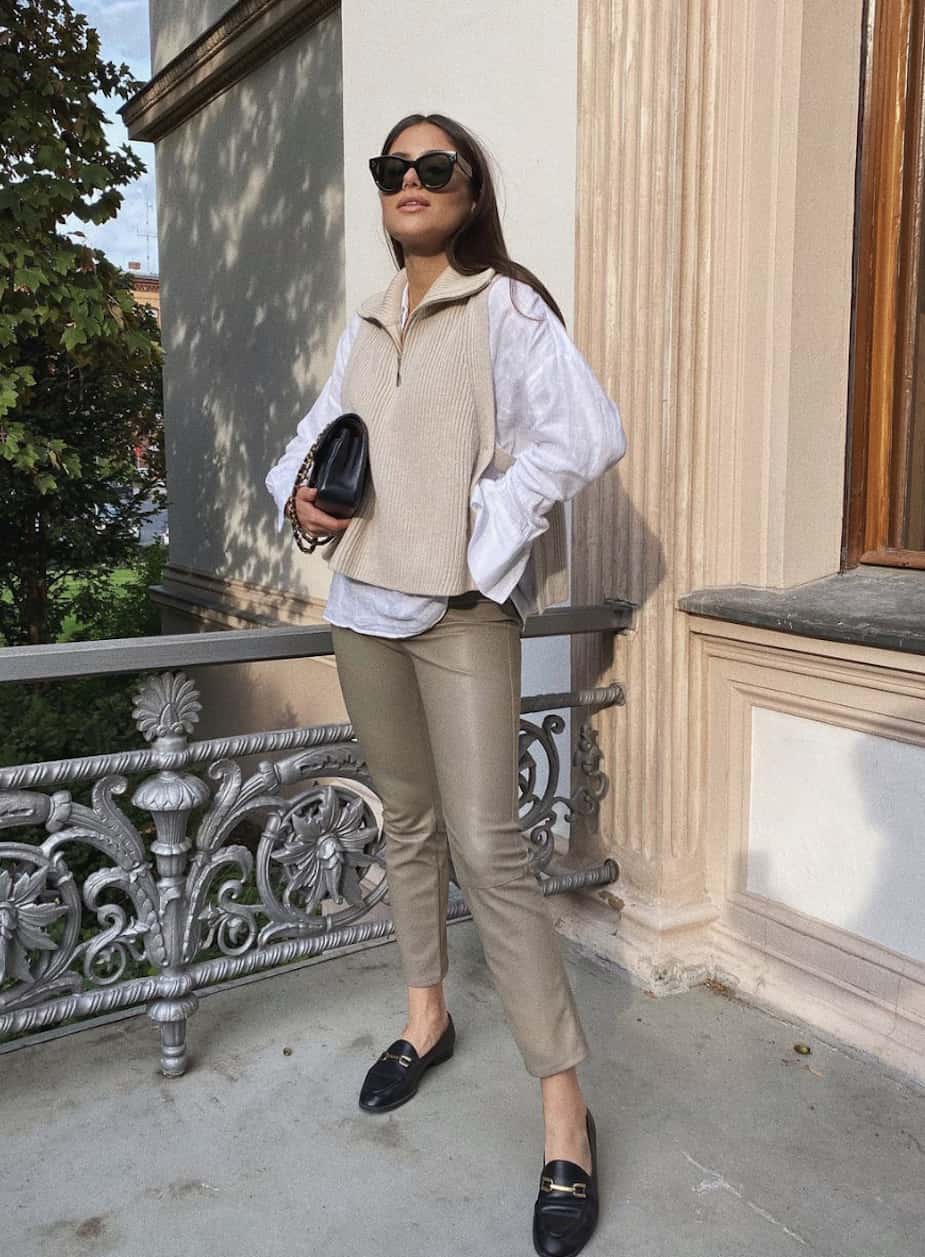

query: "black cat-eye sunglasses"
left=368, top=149, right=474, bottom=194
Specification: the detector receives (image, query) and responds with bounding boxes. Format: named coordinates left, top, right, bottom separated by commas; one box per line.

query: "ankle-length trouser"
left=330, top=591, right=590, bottom=1079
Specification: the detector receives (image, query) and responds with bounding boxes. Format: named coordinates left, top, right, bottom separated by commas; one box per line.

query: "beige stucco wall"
left=695, top=2, right=925, bottom=1083
left=699, top=0, right=861, bottom=590
left=565, top=0, right=925, bottom=1085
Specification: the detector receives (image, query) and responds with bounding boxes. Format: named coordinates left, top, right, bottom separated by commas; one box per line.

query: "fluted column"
left=570, top=0, right=723, bottom=969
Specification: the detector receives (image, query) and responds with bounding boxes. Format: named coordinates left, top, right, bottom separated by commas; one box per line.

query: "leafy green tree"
left=0, top=0, right=165, bottom=645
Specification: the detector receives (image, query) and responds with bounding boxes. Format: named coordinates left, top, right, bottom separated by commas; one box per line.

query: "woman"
left=265, top=112, right=626, bottom=1257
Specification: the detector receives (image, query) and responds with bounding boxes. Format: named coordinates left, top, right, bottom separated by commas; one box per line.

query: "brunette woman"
left=266, top=112, right=626, bottom=1257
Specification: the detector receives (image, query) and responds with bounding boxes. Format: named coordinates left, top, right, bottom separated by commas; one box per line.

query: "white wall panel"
left=749, top=707, right=925, bottom=963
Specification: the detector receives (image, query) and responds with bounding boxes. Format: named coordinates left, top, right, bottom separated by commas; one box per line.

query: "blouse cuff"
left=467, top=474, right=543, bottom=602
left=265, top=469, right=292, bottom=533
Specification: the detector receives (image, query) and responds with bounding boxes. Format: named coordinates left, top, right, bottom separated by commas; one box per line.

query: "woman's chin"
left=388, top=222, right=435, bottom=244
left=386, top=217, right=460, bottom=246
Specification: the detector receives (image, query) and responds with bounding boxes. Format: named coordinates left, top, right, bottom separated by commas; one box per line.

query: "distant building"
left=126, top=264, right=163, bottom=535
left=127, top=263, right=160, bottom=323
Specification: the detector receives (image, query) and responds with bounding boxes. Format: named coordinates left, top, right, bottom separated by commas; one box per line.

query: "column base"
left=547, top=886, right=721, bottom=996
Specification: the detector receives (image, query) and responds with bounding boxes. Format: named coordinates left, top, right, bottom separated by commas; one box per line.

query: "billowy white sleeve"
left=265, top=314, right=361, bottom=532
left=468, top=283, right=627, bottom=602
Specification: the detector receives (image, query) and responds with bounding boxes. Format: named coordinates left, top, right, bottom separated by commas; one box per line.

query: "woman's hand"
left=293, top=486, right=352, bottom=538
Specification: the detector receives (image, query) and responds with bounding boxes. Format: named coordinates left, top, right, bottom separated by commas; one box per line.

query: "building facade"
left=125, top=0, right=925, bottom=1086
left=129, top=266, right=161, bottom=322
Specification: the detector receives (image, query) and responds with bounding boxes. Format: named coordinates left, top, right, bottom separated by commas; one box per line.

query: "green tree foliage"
left=0, top=540, right=168, bottom=772
left=0, top=0, right=165, bottom=645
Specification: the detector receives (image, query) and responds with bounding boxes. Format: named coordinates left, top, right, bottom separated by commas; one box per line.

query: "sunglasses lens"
left=371, top=156, right=406, bottom=191
left=417, top=153, right=454, bottom=188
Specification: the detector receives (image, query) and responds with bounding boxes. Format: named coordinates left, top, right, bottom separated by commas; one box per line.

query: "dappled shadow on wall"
left=155, top=11, right=346, bottom=605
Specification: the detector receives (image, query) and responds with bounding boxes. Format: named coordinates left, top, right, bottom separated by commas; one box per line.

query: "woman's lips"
left=398, top=201, right=429, bottom=211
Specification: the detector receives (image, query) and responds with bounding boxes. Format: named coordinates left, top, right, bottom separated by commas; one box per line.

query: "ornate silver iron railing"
left=0, top=603, right=630, bottom=1075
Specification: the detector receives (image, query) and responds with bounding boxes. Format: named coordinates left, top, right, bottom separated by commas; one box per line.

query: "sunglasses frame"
left=368, top=149, right=474, bottom=194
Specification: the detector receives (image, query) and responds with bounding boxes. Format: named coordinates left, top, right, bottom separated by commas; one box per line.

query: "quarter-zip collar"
left=357, top=262, right=496, bottom=344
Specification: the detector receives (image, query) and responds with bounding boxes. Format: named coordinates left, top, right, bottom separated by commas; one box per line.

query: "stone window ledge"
left=678, top=568, right=925, bottom=656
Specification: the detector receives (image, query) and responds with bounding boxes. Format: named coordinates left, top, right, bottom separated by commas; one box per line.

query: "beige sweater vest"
left=327, top=263, right=568, bottom=615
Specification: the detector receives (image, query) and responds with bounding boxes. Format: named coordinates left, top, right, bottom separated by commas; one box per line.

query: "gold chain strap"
left=284, top=431, right=335, bottom=554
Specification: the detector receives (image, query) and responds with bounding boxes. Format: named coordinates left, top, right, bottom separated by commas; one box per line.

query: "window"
left=847, top=0, right=925, bottom=567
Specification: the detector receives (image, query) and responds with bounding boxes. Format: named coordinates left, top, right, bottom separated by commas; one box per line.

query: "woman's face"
left=378, top=122, right=476, bottom=257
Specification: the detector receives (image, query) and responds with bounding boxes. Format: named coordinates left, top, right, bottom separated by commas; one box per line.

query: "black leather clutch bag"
left=284, top=412, right=369, bottom=553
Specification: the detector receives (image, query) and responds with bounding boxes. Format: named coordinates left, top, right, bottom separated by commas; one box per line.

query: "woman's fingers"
left=293, top=485, right=351, bottom=532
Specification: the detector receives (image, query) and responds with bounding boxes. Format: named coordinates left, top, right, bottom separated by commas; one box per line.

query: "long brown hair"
left=376, top=112, right=566, bottom=328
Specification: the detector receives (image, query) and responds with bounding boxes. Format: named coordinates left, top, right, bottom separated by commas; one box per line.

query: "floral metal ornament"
left=132, top=671, right=202, bottom=742
left=0, top=865, right=68, bottom=985
left=270, top=784, right=382, bottom=911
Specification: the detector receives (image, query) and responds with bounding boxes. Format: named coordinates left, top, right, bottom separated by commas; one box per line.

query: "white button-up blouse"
left=265, top=274, right=627, bottom=637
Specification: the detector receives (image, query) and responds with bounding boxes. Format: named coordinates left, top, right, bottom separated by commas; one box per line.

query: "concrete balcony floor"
left=5, top=914, right=924, bottom=1257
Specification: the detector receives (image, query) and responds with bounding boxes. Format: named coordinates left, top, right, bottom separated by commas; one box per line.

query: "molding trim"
left=121, top=0, right=338, bottom=141
left=696, top=627, right=925, bottom=914
left=690, top=616, right=925, bottom=682
left=553, top=886, right=925, bottom=1087
left=156, top=561, right=329, bottom=628
left=710, top=917, right=925, bottom=1089
left=694, top=626, right=925, bottom=1084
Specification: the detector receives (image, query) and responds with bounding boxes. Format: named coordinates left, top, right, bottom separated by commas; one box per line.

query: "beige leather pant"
left=330, top=591, right=590, bottom=1078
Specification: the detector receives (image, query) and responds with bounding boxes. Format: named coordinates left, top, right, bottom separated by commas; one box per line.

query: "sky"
left=64, top=0, right=159, bottom=274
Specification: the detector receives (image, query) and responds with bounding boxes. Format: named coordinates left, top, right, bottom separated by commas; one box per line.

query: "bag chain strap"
left=284, top=429, right=335, bottom=554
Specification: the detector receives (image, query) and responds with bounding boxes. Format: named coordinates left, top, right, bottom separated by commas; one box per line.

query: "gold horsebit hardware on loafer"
left=381, top=1051, right=414, bottom=1066
left=540, top=1177, right=588, bottom=1198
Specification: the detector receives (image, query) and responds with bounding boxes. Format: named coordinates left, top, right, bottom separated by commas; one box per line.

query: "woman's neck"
left=403, top=252, right=451, bottom=316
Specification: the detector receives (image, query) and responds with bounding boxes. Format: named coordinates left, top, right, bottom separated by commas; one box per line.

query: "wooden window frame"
left=845, top=0, right=925, bottom=569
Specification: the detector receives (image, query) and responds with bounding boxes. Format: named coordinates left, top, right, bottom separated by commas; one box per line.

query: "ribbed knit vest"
left=327, top=263, right=569, bottom=615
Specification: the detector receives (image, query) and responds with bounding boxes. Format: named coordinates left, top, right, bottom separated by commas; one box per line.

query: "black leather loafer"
left=358, top=1012, right=456, bottom=1113
left=532, top=1107, right=599, bottom=1257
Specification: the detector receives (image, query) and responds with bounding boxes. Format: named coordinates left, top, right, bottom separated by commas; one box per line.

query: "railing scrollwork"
left=0, top=670, right=621, bottom=1075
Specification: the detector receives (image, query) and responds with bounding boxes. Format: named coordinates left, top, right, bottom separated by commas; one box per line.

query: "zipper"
left=394, top=304, right=423, bottom=387
left=376, top=294, right=456, bottom=388
left=377, top=319, right=408, bottom=387
left=394, top=318, right=417, bottom=387
left=373, top=287, right=484, bottom=387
